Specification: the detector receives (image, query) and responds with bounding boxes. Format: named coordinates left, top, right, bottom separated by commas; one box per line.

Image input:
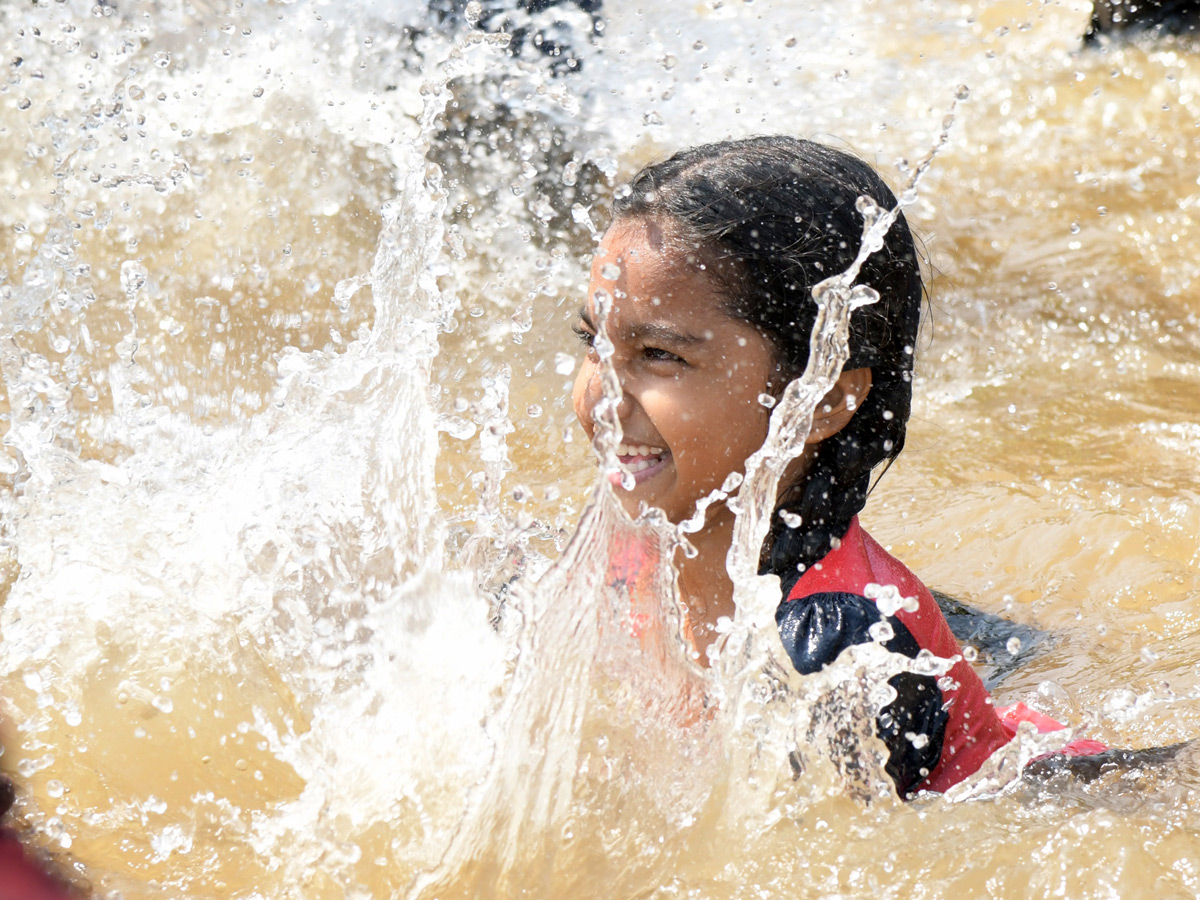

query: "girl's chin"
left=609, top=486, right=694, bottom=528
left=609, top=475, right=667, bottom=518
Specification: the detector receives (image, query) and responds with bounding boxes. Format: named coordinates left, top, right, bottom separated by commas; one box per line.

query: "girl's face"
left=572, top=218, right=778, bottom=525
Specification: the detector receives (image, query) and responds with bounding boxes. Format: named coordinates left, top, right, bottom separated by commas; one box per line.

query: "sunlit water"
left=3, top=0, right=1200, bottom=897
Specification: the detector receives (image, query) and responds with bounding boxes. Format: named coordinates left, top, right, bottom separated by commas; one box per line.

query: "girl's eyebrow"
left=577, top=307, right=706, bottom=347
left=628, top=322, right=706, bottom=347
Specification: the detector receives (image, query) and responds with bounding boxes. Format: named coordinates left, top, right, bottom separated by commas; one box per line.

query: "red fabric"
left=0, top=829, right=74, bottom=900
left=787, top=517, right=1016, bottom=792
left=997, top=702, right=1109, bottom=758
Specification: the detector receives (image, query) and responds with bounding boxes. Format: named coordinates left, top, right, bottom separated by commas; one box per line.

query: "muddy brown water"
left=2, top=0, right=1200, bottom=897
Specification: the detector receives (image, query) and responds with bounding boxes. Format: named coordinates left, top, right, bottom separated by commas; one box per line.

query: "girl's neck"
left=675, top=454, right=815, bottom=663
left=675, top=507, right=738, bottom=663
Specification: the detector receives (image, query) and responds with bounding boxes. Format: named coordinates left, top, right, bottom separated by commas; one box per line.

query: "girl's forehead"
left=584, top=245, right=753, bottom=349
left=591, top=218, right=709, bottom=294
left=598, top=217, right=668, bottom=254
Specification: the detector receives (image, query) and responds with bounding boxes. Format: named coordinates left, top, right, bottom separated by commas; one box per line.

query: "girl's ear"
left=807, top=368, right=873, bottom=444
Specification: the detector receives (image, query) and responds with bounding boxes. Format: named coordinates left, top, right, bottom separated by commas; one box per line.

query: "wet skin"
left=571, top=217, right=778, bottom=529
left=571, top=216, right=870, bottom=657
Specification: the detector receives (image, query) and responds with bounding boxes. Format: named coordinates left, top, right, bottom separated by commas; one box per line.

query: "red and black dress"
left=774, top=517, right=1105, bottom=795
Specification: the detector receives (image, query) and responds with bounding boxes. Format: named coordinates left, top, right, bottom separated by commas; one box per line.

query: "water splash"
left=698, top=93, right=973, bottom=798
left=3, top=0, right=1197, bottom=896
left=0, top=4, right=503, bottom=894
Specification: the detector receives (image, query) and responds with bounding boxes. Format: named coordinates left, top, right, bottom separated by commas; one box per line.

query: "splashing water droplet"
left=864, top=582, right=917, bottom=616
left=554, top=352, right=576, bottom=375
left=333, top=276, right=365, bottom=313
left=600, top=263, right=621, bottom=281
left=868, top=620, right=895, bottom=643
left=571, top=203, right=599, bottom=240
left=120, top=260, right=148, bottom=297
left=955, top=83, right=970, bottom=100
left=757, top=392, right=776, bottom=409
left=511, top=304, right=533, bottom=341
left=855, top=194, right=882, bottom=221
left=437, top=415, right=476, bottom=440
left=847, top=283, right=879, bottom=310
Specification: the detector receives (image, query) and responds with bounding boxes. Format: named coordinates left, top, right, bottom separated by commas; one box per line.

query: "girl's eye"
left=572, top=324, right=595, bottom=348
left=643, top=346, right=685, bottom=364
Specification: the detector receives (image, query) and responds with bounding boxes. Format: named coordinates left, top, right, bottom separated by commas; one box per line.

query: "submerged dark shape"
left=1024, top=741, right=1190, bottom=781
left=419, top=0, right=609, bottom=247
left=931, top=590, right=1050, bottom=691
left=0, top=775, right=13, bottom=819
left=1085, top=0, right=1200, bottom=44
left=429, top=0, right=603, bottom=74
left=0, top=773, right=83, bottom=899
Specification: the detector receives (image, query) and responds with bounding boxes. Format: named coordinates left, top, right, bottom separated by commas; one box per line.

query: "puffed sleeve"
left=775, top=591, right=948, bottom=796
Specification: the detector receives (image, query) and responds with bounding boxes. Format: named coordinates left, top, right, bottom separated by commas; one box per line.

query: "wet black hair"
left=611, top=135, right=924, bottom=576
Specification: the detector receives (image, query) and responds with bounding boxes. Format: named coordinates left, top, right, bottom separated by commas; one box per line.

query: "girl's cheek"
left=571, top=365, right=594, bottom=431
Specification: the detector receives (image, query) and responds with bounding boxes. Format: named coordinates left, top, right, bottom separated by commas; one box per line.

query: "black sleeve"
left=775, top=591, right=948, bottom=796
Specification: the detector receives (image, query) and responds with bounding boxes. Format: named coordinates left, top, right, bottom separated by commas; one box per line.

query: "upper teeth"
left=617, top=442, right=664, bottom=457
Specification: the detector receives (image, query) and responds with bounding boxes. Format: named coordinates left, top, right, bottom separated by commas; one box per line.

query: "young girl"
left=571, top=135, right=1105, bottom=796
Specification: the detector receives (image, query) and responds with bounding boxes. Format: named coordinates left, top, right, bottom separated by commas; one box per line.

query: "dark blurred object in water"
left=430, top=0, right=603, bottom=74
left=0, top=838, right=78, bottom=899
left=0, top=775, right=13, bottom=821
left=1023, top=741, right=1191, bottom=781
left=0, top=835, right=82, bottom=899
left=1085, top=0, right=1200, bottom=44
left=0, top=766, right=82, bottom=898
left=931, top=590, right=1050, bottom=691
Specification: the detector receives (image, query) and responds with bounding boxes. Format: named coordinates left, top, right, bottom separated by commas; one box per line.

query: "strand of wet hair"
left=761, top=373, right=912, bottom=578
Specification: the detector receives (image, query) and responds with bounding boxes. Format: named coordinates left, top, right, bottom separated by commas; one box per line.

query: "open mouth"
left=614, top=441, right=671, bottom=484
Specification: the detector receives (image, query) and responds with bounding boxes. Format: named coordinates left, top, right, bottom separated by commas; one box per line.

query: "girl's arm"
left=775, top=592, right=948, bottom=796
